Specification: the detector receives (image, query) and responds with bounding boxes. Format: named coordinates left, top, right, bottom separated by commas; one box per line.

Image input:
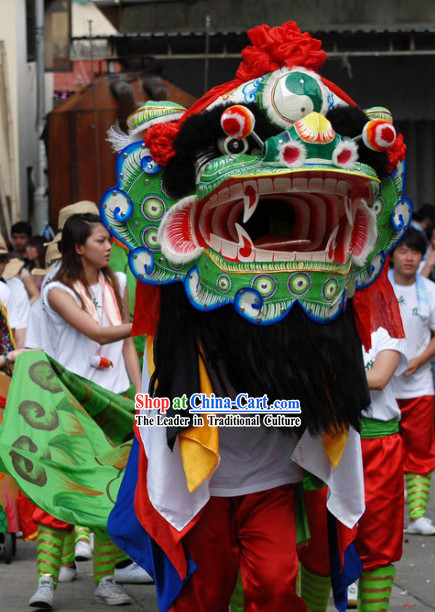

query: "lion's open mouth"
left=159, top=171, right=378, bottom=266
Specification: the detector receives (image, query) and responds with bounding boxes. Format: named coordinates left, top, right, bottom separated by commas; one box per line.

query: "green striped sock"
left=93, top=532, right=118, bottom=584
left=406, top=473, right=432, bottom=520
left=61, top=530, right=75, bottom=565
left=300, top=564, right=331, bottom=612
left=75, top=525, right=91, bottom=544
left=230, top=573, right=244, bottom=612
left=37, top=526, right=66, bottom=588
left=358, top=565, right=395, bottom=612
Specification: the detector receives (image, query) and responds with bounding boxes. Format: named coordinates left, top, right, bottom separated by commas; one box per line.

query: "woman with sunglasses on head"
left=28, top=213, right=141, bottom=609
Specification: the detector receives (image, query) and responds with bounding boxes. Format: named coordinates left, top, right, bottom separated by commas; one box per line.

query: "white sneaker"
left=29, top=576, right=54, bottom=608
left=75, top=539, right=92, bottom=561
left=115, top=561, right=154, bottom=584
left=347, top=581, right=358, bottom=608
left=59, top=564, right=78, bottom=583
left=94, top=576, right=132, bottom=605
left=404, top=516, right=435, bottom=535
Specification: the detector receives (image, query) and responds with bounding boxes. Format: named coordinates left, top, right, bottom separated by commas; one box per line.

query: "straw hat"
left=3, top=257, right=25, bottom=280
left=45, top=201, right=100, bottom=247
left=57, top=200, right=99, bottom=231
left=31, top=240, right=62, bottom=277
left=0, top=234, right=10, bottom=257
left=0, top=234, right=24, bottom=279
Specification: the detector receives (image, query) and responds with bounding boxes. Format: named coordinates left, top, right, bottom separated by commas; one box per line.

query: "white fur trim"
left=278, top=140, right=307, bottom=168
left=351, top=200, right=378, bottom=267
left=106, top=123, right=138, bottom=152
left=332, top=140, right=359, bottom=169
left=157, top=196, right=202, bottom=264
left=107, top=111, right=185, bottom=153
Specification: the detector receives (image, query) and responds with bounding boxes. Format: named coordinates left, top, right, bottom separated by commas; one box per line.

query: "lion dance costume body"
left=0, top=20, right=410, bottom=612
left=103, top=21, right=409, bottom=612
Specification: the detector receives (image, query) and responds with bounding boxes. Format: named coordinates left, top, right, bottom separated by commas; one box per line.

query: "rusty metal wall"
left=118, top=0, right=435, bottom=33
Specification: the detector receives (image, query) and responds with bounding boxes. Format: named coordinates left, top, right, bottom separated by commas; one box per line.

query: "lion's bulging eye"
left=221, top=136, right=249, bottom=156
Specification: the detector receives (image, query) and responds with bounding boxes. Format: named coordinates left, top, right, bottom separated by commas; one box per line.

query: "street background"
left=1, top=487, right=433, bottom=611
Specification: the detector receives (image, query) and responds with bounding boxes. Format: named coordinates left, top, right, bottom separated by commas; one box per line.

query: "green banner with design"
left=0, top=351, right=134, bottom=529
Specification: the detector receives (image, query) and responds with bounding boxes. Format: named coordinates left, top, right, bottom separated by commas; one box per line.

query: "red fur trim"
left=143, top=122, right=180, bottom=166
left=182, top=22, right=331, bottom=122
left=386, top=133, right=407, bottom=174
left=236, top=21, right=326, bottom=81
left=353, top=257, right=405, bottom=351
left=320, top=77, right=357, bottom=106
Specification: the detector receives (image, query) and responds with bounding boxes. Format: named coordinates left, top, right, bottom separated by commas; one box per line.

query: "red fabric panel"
left=32, top=508, right=72, bottom=531
left=353, top=258, right=405, bottom=352
left=299, top=487, right=357, bottom=576
left=132, top=282, right=161, bottom=338
left=172, top=485, right=306, bottom=612
left=398, top=396, right=435, bottom=474
left=298, top=487, right=330, bottom=576
left=355, top=435, right=404, bottom=570
left=16, top=492, right=38, bottom=540
left=133, top=425, right=201, bottom=581
left=320, top=77, right=357, bottom=107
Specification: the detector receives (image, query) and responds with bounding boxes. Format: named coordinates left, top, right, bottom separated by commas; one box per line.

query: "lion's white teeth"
left=243, top=182, right=259, bottom=223
left=292, top=178, right=308, bottom=192
left=325, top=226, right=339, bottom=260
left=220, top=238, right=238, bottom=259
left=345, top=198, right=353, bottom=227
left=208, top=233, right=222, bottom=252
left=235, top=223, right=253, bottom=248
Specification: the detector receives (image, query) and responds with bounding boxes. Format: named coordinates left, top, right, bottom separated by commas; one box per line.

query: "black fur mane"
left=151, top=283, right=369, bottom=439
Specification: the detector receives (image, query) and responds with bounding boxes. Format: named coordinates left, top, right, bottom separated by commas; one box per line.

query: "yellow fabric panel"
left=322, top=428, right=348, bottom=470
left=145, top=335, right=154, bottom=374
left=179, top=354, right=219, bottom=493
left=145, top=337, right=219, bottom=493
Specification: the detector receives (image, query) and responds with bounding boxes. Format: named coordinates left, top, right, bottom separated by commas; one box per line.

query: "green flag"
left=0, top=351, right=134, bottom=529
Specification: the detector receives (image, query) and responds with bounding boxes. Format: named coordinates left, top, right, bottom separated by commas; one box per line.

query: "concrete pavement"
left=0, top=487, right=433, bottom=611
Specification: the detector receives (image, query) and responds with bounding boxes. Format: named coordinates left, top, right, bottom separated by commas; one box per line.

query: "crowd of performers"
left=0, top=19, right=434, bottom=612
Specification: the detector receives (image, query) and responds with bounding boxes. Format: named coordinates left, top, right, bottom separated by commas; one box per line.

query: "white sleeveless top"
left=42, top=272, right=130, bottom=394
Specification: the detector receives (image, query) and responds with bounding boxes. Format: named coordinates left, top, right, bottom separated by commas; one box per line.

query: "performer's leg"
left=300, top=565, right=331, bottom=612
left=405, top=473, right=432, bottom=520
left=171, top=497, right=239, bottom=611
left=357, top=565, right=395, bottom=612
left=399, top=396, right=435, bottom=475
left=75, top=525, right=91, bottom=544
left=93, top=532, right=118, bottom=583
left=93, top=532, right=132, bottom=605
left=36, top=525, right=66, bottom=588
left=61, top=530, right=75, bottom=566
left=355, top=435, right=404, bottom=571
left=298, top=487, right=331, bottom=612
left=398, top=396, right=435, bottom=526
left=237, top=484, right=307, bottom=612
left=74, top=525, right=93, bottom=561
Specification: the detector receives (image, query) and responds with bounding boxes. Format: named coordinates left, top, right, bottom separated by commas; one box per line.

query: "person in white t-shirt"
left=390, top=227, right=435, bottom=536
left=349, top=328, right=407, bottom=608
left=29, top=213, right=142, bottom=609
left=0, top=243, right=30, bottom=348
left=297, top=328, right=408, bottom=611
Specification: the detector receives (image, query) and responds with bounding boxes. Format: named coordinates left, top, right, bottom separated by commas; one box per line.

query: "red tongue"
left=254, top=236, right=312, bottom=251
